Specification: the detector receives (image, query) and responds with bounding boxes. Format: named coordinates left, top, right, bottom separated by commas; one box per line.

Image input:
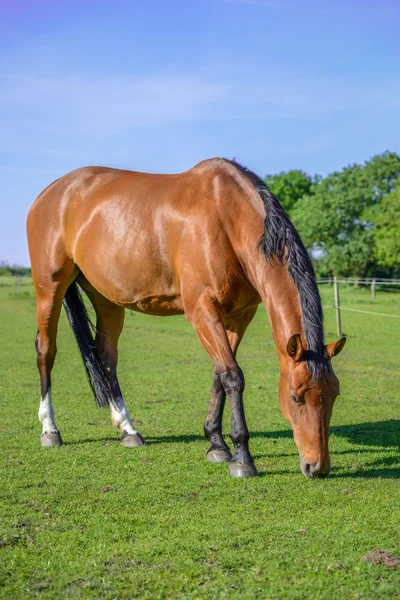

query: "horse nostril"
left=302, top=461, right=320, bottom=478
left=304, top=462, right=312, bottom=475
left=300, top=456, right=329, bottom=478
left=301, top=455, right=331, bottom=478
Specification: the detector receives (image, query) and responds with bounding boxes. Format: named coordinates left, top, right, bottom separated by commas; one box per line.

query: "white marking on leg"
left=110, top=397, right=138, bottom=435
left=38, top=389, right=59, bottom=434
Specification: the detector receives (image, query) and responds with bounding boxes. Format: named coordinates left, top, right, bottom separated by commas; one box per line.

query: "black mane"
left=226, top=159, right=331, bottom=381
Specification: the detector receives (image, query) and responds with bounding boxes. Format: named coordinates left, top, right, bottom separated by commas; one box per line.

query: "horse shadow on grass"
left=150, top=419, right=399, bottom=447
left=69, top=420, right=400, bottom=479
left=328, top=419, right=400, bottom=479
left=148, top=419, right=400, bottom=479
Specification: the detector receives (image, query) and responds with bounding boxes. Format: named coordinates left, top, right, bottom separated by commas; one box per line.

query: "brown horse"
left=26, top=158, right=345, bottom=478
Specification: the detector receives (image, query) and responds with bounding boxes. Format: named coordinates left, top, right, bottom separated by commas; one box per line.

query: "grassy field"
left=1, top=280, right=399, bottom=599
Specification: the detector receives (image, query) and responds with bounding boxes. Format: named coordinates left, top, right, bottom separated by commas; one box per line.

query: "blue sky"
left=1, top=0, right=399, bottom=265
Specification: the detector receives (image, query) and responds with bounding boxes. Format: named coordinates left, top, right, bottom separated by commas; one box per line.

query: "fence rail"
left=318, top=277, right=400, bottom=284
left=1, top=276, right=399, bottom=336
left=318, top=276, right=400, bottom=336
left=0, top=275, right=33, bottom=295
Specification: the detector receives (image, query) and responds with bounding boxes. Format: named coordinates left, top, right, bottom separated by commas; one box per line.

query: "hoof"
left=229, top=462, right=259, bottom=478
left=120, top=432, right=146, bottom=447
left=41, top=431, right=63, bottom=447
left=207, top=448, right=232, bottom=463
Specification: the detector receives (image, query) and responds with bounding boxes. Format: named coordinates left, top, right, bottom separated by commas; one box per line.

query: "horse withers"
left=26, top=158, right=345, bottom=478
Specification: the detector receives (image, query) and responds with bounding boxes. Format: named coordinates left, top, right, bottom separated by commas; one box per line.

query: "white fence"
left=317, top=277, right=400, bottom=336
left=1, top=275, right=399, bottom=337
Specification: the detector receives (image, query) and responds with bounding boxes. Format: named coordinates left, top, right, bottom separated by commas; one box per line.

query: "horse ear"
left=286, top=334, right=305, bottom=362
left=326, top=336, right=346, bottom=359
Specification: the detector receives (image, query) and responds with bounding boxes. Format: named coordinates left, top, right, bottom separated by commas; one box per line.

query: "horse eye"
left=290, top=394, right=301, bottom=404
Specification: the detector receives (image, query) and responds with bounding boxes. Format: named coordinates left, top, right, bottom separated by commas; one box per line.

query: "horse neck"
left=244, top=248, right=305, bottom=360
left=263, top=264, right=305, bottom=359
left=226, top=185, right=305, bottom=359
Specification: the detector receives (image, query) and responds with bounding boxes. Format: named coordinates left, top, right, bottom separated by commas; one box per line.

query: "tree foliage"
left=0, top=261, right=31, bottom=277
left=264, top=170, right=315, bottom=215
left=289, top=152, right=400, bottom=277
left=372, top=181, right=400, bottom=269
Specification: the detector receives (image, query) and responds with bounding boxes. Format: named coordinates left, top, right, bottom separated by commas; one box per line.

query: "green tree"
left=363, top=151, right=400, bottom=199
left=0, top=261, right=31, bottom=276
left=264, top=170, right=315, bottom=214
left=292, top=164, right=372, bottom=276
left=373, top=181, right=400, bottom=269
left=291, top=152, right=400, bottom=277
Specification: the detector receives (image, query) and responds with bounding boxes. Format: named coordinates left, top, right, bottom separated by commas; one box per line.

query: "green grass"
left=1, top=281, right=399, bottom=599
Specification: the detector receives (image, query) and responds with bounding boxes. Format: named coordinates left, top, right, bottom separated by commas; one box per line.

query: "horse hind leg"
left=77, top=277, right=145, bottom=447
left=34, top=265, right=77, bottom=446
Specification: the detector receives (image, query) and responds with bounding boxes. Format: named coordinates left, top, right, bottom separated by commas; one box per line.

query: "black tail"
left=63, top=282, right=113, bottom=408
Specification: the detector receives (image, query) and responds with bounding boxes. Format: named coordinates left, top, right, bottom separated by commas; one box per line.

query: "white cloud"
left=0, top=66, right=398, bottom=167
left=0, top=72, right=229, bottom=133
left=1, top=68, right=397, bottom=137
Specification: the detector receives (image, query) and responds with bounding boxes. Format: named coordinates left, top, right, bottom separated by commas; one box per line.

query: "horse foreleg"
left=205, top=306, right=257, bottom=464
left=186, top=294, right=258, bottom=478
left=204, top=367, right=231, bottom=462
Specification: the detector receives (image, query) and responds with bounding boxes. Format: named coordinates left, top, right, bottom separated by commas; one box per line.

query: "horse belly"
left=78, top=252, right=183, bottom=315
left=73, top=223, right=183, bottom=315
left=125, top=293, right=184, bottom=316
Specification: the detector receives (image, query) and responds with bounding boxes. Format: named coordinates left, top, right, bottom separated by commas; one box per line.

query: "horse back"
left=27, top=160, right=263, bottom=315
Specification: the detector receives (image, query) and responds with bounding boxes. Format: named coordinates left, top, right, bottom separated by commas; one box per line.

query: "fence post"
left=371, top=278, right=376, bottom=300
left=15, top=275, right=21, bottom=295
left=333, top=277, right=342, bottom=338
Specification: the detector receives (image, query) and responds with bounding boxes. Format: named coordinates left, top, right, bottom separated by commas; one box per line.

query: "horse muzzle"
left=300, top=455, right=331, bottom=478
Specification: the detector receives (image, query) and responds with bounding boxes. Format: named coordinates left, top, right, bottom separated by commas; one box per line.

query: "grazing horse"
left=27, top=158, right=345, bottom=478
